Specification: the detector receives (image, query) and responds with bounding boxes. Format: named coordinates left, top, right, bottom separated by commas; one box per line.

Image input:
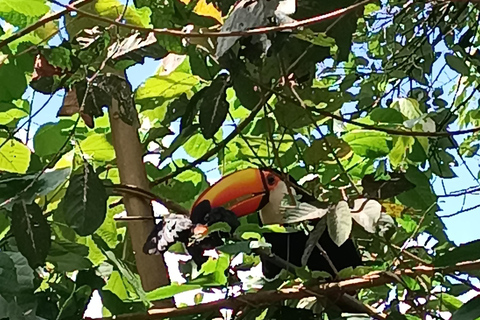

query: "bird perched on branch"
left=193, top=168, right=397, bottom=279
left=143, top=199, right=240, bottom=266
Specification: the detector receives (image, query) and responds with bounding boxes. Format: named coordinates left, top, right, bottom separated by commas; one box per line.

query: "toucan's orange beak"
left=192, top=168, right=283, bottom=217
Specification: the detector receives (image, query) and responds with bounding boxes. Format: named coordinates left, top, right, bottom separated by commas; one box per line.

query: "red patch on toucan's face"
left=192, top=168, right=283, bottom=218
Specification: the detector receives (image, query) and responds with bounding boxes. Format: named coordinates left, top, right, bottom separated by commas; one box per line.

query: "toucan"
left=143, top=199, right=240, bottom=266
left=191, top=168, right=364, bottom=279
left=145, top=168, right=398, bottom=279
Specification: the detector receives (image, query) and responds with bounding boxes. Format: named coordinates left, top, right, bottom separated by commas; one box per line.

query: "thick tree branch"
left=0, top=0, right=96, bottom=50
left=48, top=0, right=369, bottom=38
left=88, top=260, right=480, bottom=320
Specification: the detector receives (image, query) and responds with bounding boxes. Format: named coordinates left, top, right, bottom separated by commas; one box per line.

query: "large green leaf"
left=445, top=53, right=470, bottom=76
left=11, top=201, right=51, bottom=267
left=304, top=136, right=352, bottom=165
left=61, top=163, right=107, bottom=236
left=0, top=101, right=29, bottom=126
left=78, top=133, right=115, bottom=162
left=136, top=57, right=198, bottom=122
left=0, top=252, right=19, bottom=295
left=274, top=101, right=317, bottom=129
left=0, top=63, right=27, bottom=102
left=451, top=295, right=480, bottom=320
left=0, top=167, right=71, bottom=209
left=198, top=74, right=230, bottom=139
left=435, top=240, right=480, bottom=267
left=389, top=136, right=415, bottom=168
left=397, top=167, right=436, bottom=211
left=342, top=130, right=392, bottom=158
left=0, top=0, right=49, bottom=27
left=0, top=138, right=31, bottom=173
left=47, top=241, right=92, bottom=272
left=33, top=120, right=75, bottom=158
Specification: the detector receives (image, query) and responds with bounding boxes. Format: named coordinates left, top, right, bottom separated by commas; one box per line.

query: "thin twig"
left=264, top=85, right=480, bottom=137
left=48, top=0, right=370, bottom=39
left=0, top=0, right=96, bottom=50
left=111, top=184, right=190, bottom=216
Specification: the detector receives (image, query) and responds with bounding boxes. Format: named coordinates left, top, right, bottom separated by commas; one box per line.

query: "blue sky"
left=20, top=0, right=480, bottom=247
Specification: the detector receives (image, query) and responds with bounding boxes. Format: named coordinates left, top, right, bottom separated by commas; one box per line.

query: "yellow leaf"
left=179, top=0, right=222, bottom=23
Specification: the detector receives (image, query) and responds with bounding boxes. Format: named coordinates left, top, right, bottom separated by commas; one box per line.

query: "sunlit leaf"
left=0, top=137, right=31, bottom=173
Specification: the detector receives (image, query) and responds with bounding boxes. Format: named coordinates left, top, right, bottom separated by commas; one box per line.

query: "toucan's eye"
left=267, top=174, right=275, bottom=185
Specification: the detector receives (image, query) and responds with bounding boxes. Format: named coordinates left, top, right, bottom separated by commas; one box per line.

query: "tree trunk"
left=109, top=96, right=173, bottom=307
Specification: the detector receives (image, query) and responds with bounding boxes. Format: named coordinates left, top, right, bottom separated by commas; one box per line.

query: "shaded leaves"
left=11, top=201, right=51, bottom=267
left=61, top=163, right=107, bottom=236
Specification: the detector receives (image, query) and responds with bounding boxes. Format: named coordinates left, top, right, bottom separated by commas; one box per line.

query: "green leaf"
left=435, top=240, right=480, bottom=267
left=445, top=53, right=470, bottom=76
left=0, top=252, right=19, bottom=295
left=370, top=108, right=404, bottom=124
left=274, top=100, right=317, bottom=129
left=206, top=222, right=231, bottom=235
left=5, top=251, right=34, bottom=291
left=327, top=201, right=352, bottom=247
left=79, top=133, right=115, bottom=162
left=430, top=150, right=456, bottom=178
left=0, top=0, right=49, bottom=27
left=390, top=98, right=422, bottom=121
left=389, top=136, right=415, bottom=168
left=136, top=57, right=198, bottom=120
left=451, top=295, right=480, bottom=320
left=61, top=163, right=107, bottom=236
left=0, top=167, right=71, bottom=209
left=304, top=136, right=352, bottom=165
left=342, top=130, right=392, bottom=158
left=47, top=241, right=92, bottom=272
left=0, top=63, right=27, bottom=102
left=146, top=283, right=201, bottom=301
left=441, top=293, right=463, bottom=312
left=198, top=75, right=230, bottom=139
left=295, top=30, right=336, bottom=47
left=183, top=133, right=214, bottom=158
left=95, top=0, right=151, bottom=27
left=11, top=201, right=51, bottom=267
left=397, top=167, right=436, bottom=211
left=188, top=46, right=220, bottom=81
left=217, top=241, right=251, bottom=255
left=93, top=235, right=147, bottom=303
left=0, top=137, right=31, bottom=173
left=0, top=101, right=29, bottom=126
left=33, top=120, right=75, bottom=158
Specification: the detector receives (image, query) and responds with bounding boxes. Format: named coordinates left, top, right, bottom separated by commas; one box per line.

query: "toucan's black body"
left=262, top=228, right=362, bottom=279
left=259, top=178, right=362, bottom=279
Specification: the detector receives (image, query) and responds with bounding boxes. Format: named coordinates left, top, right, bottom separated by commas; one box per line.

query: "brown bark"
left=108, top=97, right=172, bottom=307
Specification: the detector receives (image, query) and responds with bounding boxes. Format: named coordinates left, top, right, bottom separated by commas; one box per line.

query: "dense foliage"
left=2, top=0, right=480, bottom=319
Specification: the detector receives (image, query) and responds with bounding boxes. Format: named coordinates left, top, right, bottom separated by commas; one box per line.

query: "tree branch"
left=0, top=0, right=96, bottom=50
left=48, top=0, right=369, bottom=38
left=263, top=85, right=480, bottom=137
left=111, top=184, right=190, bottom=216
left=88, top=259, right=480, bottom=320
